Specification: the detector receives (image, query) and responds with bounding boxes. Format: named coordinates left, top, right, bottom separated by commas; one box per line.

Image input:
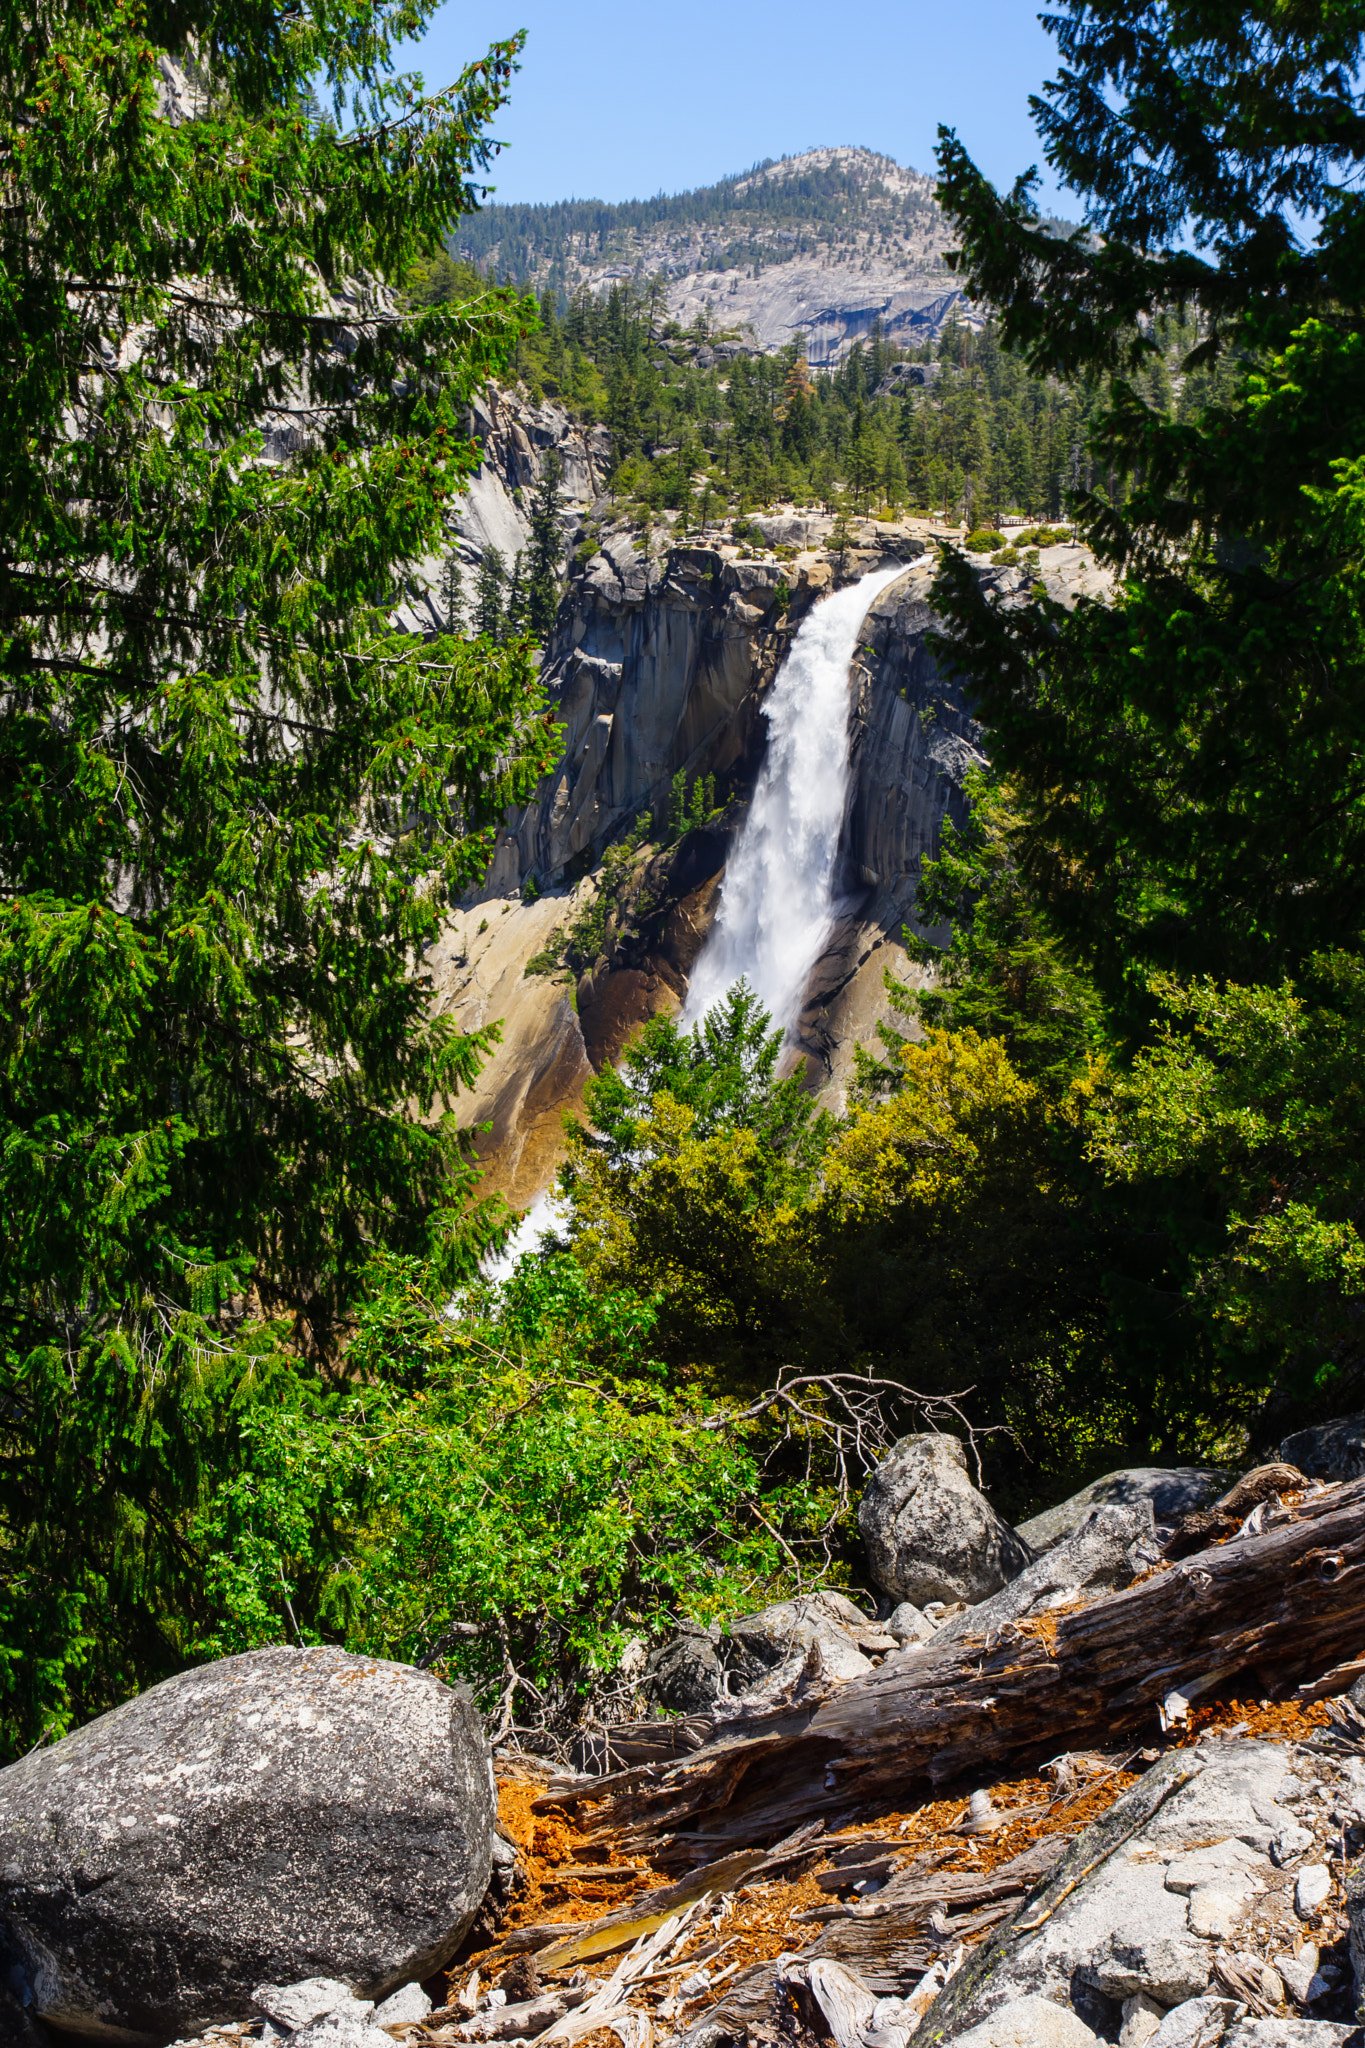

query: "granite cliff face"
left=425, top=523, right=975, bottom=1201
left=415, top=397, right=1105, bottom=1206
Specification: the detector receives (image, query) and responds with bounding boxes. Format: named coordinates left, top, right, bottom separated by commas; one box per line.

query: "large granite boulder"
left=1280, top=1412, right=1365, bottom=1481
left=858, top=1435, right=1033, bottom=1608
left=1016, top=1467, right=1226, bottom=1554
left=0, top=1646, right=494, bottom=2044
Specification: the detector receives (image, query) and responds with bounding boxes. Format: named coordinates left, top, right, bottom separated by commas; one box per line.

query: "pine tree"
left=667, top=769, right=689, bottom=841
left=0, top=0, right=557, bottom=1751
left=440, top=552, right=466, bottom=635
left=505, top=548, right=527, bottom=637
left=527, top=451, right=565, bottom=636
left=475, top=547, right=508, bottom=640
left=933, top=0, right=1365, bottom=989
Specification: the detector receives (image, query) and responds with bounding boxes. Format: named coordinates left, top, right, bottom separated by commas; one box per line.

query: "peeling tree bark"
left=537, top=1479, right=1365, bottom=1866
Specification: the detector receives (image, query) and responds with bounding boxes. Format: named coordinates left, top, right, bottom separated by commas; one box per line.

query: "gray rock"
left=1163, top=1840, right=1268, bottom=1895
left=293, top=2016, right=395, bottom=2048
left=254, top=1984, right=369, bottom=2031
left=371, top=1986, right=432, bottom=2027
left=935, top=1502, right=1159, bottom=1645
left=0, top=1645, right=494, bottom=2045
left=857, top=1434, right=1033, bottom=1607
left=1119, top=1991, right=1166, bottom=2048
left=1276, top=1952, right=1319, bottom=2003
left=1144, top=1740, right=1297, bottom=1855
left=1091, top=1928, right=1212, bottom=2005
left=1222, top=2025, right=1365, bottom=2046
left=644, top=1624, right=724, bottom=1714
left=645, top=1591, right=873, bottom=1713
left=1146, top=2001, right=1243, bottom=2048
left=722, top=1593, right=874, bottom=1692
left=1346, top=1863, right=1365, bottom=2018
left=748, top=513, right=824, bottom=550
left=1273, top=1823, right=1317, bottom=1865
left=948, top=1994, right=1098, bottom=2046
left=915, top=1744, right=1301, bottom=2038
left=884, top=1600, right=935, bottom=1645
left=1185, top=1878, right=1258, bottom=1939
left=1280, top=1412, right=1365, bottom=1480
left=1016, top=1469, right=1226, bottom=1554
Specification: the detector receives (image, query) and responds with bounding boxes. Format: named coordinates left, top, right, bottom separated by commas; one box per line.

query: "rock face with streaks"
left=0, top=1647, right=494, bottom=2045
left=427, top=525, right=959, bottom=1197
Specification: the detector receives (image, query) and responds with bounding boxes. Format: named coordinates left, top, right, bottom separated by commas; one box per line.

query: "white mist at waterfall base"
left=682, top=566, right=904, bottom=1038
left=480, top=1187, right=565, bottom=1284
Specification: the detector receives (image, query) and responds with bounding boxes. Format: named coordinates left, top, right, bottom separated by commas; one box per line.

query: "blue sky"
left=397, top=1, right=1072, bottom=212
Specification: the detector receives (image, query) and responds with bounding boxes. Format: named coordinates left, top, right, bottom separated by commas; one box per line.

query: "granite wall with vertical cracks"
left=427, top=524, right=1002, bottom=1203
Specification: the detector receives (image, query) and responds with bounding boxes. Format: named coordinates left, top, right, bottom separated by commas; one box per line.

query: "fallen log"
left=538, top=1476, right=1365, bottom=1865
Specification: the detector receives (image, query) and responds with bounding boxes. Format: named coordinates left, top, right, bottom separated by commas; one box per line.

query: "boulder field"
left=6, top=1423, right=1365, bottom=2048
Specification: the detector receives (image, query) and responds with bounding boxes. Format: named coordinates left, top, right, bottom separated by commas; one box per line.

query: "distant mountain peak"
left=451, top=146, right=969, bottom=363
left=731, top=145, right=936, bottom=199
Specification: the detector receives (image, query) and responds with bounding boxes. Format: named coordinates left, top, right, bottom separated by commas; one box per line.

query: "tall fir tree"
left=474, top=545, right=507, bottom=640
left=527, top=451, right=565, bottom=638
left=933, top=0, right=1365, bottom=993
left=0, top=0, right=557, bottom=1751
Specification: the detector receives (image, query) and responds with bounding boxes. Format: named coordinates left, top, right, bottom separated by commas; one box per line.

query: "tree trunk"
left=536, top=1478, right=1365, bottom=1866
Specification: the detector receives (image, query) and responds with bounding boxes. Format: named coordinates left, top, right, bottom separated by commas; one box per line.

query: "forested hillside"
left=5, top=0, right=1365, bottom=1796
left=414, top=249, right=1242, bottom=530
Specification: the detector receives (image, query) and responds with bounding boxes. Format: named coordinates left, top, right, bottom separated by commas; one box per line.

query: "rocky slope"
left=11, top=1424, right=1365, bottom=2048
left=453, top=148, right=974, bottom=365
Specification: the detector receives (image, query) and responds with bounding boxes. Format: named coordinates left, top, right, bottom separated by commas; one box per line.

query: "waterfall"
left=480, top=564, right=901, bottom=1280
left=682, top=565, right=903, bottom=1037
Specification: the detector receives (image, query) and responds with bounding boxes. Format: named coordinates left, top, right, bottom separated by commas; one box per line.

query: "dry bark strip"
left=495, top=1825, right=828, bottom=1969
left=538, top=1478, right=1365, bottom=1865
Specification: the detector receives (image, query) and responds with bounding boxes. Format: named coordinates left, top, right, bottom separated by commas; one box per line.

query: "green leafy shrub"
left=190, top=1252, right=815, bottom=1734
left=963, top=527, right=1007, bottom=552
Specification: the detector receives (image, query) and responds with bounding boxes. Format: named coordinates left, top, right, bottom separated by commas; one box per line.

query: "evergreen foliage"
left=487, top=272, right=1248, bottom=527
left=21, top=0, right=1365, bottom=1763
left=915, top=0, right=1365, bottom=1428
left=526, top=450, right=566, bottom=635
left=932, top=3, right=1365, bottom=992
left=473, top=544, right=508, bottom=640
left=0, top=0, right=557, bottom=1753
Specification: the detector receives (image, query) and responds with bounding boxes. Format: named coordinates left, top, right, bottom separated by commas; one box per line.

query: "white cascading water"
left=682, top=565, right=903, bottom=1037
left=481, top=565, right=901, bottom=1279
